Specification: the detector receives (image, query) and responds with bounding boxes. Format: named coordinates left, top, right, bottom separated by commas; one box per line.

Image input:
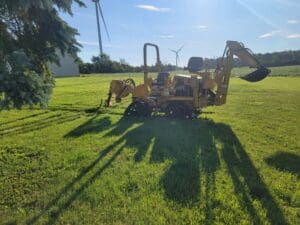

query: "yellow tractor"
left=106, top=41, right=270, bottom=118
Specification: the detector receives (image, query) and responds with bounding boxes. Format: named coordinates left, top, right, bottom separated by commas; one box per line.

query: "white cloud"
left=259, top=30, right=281, bottom=39
left=287, top=34, right=300, bottom=39
left=287, top=20, right=299, bottom=24
left=135, top=5, right=170, bottom=12
left=195, top=25, right=208, bottom=29
left=160, top=35, right=174, bottom=39
left=73, top=12, right=95, bottom=19
left=104, top=44, right=123, bottom=49
left=79, top=41, right=98, bottom=46
left=259, top=33, right=274, bottom=39
left=79, top=41, right=123, bottom=49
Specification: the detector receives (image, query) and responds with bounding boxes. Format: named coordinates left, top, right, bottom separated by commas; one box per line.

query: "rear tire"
left=165, top=102, right=196, bottom=119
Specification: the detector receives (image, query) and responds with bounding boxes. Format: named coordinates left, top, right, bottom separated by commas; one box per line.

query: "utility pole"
left=94, top=0, right=103, bottom=55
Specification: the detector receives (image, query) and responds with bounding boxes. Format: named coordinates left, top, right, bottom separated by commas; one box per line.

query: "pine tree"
left=0, top=0, right=85, bottom=109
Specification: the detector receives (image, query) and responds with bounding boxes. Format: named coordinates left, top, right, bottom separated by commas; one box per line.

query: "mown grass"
left=0, top=71, right=300, bottom=225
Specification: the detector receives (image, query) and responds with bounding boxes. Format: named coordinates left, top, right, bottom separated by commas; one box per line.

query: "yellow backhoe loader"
left=106, top=41, right=270, bottom=118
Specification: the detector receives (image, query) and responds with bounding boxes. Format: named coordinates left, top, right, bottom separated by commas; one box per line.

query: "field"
left=1, top=68, right=300, bottom=225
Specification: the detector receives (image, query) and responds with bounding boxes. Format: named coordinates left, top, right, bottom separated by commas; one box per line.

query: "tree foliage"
left=0, top=0, right=84, bottom=109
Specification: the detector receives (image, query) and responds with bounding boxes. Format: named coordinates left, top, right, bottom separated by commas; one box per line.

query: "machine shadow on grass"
left=29, top=116, right=288, bottom=225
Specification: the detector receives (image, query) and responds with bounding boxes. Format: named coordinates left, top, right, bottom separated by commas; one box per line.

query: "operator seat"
left=156, top=72, right=170, bottom=86
left=187, top=57, right=203, bottom=73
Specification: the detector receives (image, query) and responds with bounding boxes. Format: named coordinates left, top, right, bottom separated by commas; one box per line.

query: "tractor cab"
left=187, top=57, right=204, bottom=73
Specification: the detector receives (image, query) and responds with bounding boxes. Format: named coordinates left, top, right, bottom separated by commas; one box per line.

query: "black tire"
left=165, top=102, right=181, bottom=118
left=124, top=101, right=152, bottom=117
left=165, top=102, right=196, bottom=119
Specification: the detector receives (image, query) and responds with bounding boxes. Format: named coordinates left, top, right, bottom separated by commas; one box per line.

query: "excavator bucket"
left=240, top=67, right=270, bottom=82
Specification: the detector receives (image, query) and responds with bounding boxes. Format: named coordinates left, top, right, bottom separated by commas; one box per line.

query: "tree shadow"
left=64, top=116, right=111, bottom=138
left=0, top=113, right=81, bottom=136
left=265, top=152, right=300, bottom=177
left=1, top=111, right=49, bottom=126
left=27, top=136, right=126, bottom=225
left=28, top=117, right=135, bottom=225
left=217, top=126, right=288, bottom=225
left=28, top=116, right=288, bottom=225
left=47, top=104, right=99, bottom=114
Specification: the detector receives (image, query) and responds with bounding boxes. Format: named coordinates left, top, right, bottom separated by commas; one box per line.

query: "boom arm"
left=214, top=41, right=270, bottom=105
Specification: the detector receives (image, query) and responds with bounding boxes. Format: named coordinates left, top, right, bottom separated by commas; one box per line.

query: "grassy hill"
left=0, top=73, right=299, bottom=224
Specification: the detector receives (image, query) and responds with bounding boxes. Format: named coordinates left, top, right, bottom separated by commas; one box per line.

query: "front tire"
left=124, top=101, right=152, bottom=117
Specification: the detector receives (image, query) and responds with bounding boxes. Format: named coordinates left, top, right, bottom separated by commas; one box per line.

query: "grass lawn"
left=0, top=71, right=300, bottom=224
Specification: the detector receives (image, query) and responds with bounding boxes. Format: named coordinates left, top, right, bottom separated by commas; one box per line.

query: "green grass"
left=0, top=72, right=300, bottom=225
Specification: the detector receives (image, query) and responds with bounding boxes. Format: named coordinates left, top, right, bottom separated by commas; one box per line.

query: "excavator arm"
left=226, top=41, right=270, bottom=82
left=105, top=78, right=135, bottom=107
left=214, top=41, right=270, bottom=105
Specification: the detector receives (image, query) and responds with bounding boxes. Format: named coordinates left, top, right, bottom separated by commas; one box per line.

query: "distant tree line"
left=204, top=50, right=300, bottom=69
left=79, top=54, right=179, bottom=74
left=79, top=50, right=300, bottom=74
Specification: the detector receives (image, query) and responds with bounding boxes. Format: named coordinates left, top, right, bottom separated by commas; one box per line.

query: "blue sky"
left=61, top=0, right=300, bottom=66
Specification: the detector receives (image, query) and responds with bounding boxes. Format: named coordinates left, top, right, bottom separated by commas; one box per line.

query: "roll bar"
left=143, top=43, right=161, bottom=86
